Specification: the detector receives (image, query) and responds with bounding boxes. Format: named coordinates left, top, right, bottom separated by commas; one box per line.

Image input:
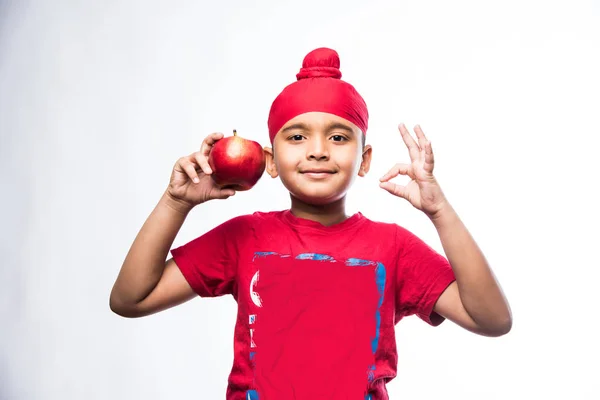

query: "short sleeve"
left=395, top=225, right=456, bottom=326
left=170, top=215, right=249, bottom=298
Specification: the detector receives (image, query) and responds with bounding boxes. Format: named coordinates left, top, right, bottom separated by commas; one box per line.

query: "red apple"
left=208, top=130, right=266, bottom=191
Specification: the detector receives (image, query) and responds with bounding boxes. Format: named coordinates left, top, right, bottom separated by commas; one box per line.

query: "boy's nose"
left=306, top=138, right=329, bottom=161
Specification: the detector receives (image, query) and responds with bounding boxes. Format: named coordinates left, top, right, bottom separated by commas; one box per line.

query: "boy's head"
left=264, top=48, right=372, bottom=206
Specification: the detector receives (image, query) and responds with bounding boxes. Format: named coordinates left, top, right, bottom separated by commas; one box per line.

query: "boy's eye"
left=289, top=134, right=304, bottom=141
left=330, top=135, right=347, bottom=142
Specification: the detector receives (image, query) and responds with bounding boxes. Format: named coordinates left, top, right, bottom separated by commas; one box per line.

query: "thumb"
left=214, top=188, right=236, bottom=199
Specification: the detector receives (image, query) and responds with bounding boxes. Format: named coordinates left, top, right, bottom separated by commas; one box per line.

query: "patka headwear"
left=267, top=47, right=369, bottom=143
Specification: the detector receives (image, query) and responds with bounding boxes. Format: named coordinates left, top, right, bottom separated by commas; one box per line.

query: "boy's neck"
left=289, top=195, right=349, bottom=227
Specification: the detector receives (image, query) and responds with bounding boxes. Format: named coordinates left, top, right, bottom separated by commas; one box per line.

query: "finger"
left=198, top=133, right=224, bottom=174
left=201, top=132, right=224, bottom=157
left=379, top=181, right=408, bottom=200
left=398, top=123, right=421, bottom=161
left=379, top=163, right=411, bottom=182
left=193, top=151, right=212, bottom=175
left=413, top=125, right=430, bottom=153
left=423, top=140, right=435, bottom=174
left=178, top=157, right=201, bottom=184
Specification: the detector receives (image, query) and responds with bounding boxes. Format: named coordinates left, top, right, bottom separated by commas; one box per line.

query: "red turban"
left=267, top=47, right=369, bottom=143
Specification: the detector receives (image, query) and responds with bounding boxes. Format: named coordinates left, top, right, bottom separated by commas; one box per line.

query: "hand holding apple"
left=208, top=130, right=266, bottom=191
left=166, top=132, right=238, bottom=211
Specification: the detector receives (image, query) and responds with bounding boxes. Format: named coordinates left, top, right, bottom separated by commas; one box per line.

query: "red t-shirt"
left=171, top=210, right=455, bottom=400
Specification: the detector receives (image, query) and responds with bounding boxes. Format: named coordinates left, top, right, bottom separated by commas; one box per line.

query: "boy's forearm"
left=430, top=203, right=512, bottom=332
left=110, top=190, right=193, bottom=307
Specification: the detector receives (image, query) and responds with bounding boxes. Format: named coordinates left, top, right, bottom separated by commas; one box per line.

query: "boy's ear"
left=263, top=146, right=278, bottom=178
left=358, top=144, right=373, bottom=177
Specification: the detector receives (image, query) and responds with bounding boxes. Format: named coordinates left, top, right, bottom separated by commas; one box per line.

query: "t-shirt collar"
left=281, top=209, right=365, bottom=233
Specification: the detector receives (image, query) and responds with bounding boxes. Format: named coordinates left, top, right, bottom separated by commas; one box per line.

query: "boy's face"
left=264, top=112, right=372, bottom=206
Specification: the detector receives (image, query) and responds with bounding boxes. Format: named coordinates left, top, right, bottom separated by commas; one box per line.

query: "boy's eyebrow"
left=325, top=122, right=355, bottom=134
left=281, top=123, right=310, bottom=133
left=280, top=122, right=356, bottom=135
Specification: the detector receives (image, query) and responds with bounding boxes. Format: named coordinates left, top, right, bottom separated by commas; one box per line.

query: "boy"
left=110, top=47, right=512, bottom=400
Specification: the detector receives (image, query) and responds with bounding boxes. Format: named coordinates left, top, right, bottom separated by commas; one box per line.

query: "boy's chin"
left=288, top=190, right=348, bottom=207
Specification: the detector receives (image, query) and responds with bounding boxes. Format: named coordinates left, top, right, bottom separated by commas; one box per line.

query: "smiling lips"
left=300, top=168, right=336, bottom=179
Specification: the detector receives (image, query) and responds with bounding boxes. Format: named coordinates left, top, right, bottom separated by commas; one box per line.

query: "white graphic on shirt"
left=250, top=271, right=263, bottom=307
left=250, top=328, right=256, bottom=348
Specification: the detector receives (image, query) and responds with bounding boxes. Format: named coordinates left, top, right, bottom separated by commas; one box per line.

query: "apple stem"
left=233, top=129, right=237, bottom=136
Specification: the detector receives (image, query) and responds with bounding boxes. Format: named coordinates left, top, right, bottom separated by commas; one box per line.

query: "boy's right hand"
left=166, top=132, right=235, bottom=210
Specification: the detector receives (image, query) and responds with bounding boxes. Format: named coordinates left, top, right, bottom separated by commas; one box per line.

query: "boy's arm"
left=431, top=203, right=512, bottom=337
left=109, top=190, right=196, bottom=318
left=110, top=133, right=236, bottom=318
left=379, top=124, right=511, bottom=336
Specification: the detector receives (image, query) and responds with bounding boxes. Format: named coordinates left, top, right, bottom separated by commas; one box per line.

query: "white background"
left=1, top=1, right=599, bottom=399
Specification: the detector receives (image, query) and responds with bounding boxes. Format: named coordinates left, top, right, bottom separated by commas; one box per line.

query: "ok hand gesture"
left=379, top=124, right=449, bottom=219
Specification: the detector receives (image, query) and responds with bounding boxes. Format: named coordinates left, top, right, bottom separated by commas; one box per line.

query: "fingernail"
left=193, top=177, right=200, bottom=183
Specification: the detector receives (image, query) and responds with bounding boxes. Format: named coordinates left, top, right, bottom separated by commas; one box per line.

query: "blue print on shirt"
left=245, top=251, right=387, bottom=399
left=246, top=389, right=259, bottom=400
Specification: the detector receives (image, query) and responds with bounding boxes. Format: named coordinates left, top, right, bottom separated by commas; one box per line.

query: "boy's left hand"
left=379, top=124, right=449, bottom=219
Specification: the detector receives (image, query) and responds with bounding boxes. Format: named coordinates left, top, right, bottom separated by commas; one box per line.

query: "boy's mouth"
left=299, top=168, right=337, bottom=179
